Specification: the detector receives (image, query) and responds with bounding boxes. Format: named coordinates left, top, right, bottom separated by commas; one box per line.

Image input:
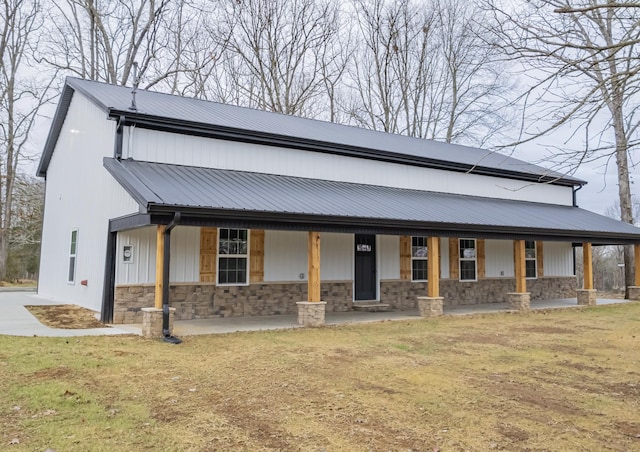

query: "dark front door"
left=355, top=234, right=376, bottom=300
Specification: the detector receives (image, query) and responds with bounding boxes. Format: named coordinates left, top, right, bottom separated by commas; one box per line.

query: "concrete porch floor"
left=118, top=297, right=634, bottom=337
left=0, top=290, right=633, bottom=337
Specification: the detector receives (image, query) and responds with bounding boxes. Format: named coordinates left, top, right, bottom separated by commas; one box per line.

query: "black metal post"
left=162, top=212, right=182, bottom=344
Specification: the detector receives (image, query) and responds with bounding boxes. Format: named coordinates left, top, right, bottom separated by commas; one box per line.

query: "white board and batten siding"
left=124, top=128, right=575, bottom=206
left=116, top=229, right=360, bottom=285
left=543, top=242, right=574, bottom=277
left=264, top=231, right=354, bottom=282
left=484, top=239, right=574, bottom=278
left=38, top=94, right=140, bottom=312
left=115, top=226, right=200, bottom=284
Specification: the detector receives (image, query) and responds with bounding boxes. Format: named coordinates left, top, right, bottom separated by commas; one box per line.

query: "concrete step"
left=352, top=302, right=391, bottom=312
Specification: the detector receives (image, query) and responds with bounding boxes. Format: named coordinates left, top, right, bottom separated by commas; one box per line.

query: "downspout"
left=572, top=185, right=583, bottom=276
left=572, top=185, right=583, bottom=207
left=114, top=115, right=124, bottom=160
left=162, top=212, right=182, bottom=344
left=100, top=229, right=117, bottom=323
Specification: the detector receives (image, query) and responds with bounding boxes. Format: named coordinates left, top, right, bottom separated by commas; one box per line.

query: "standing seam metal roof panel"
left=40, top=77, right=583, bottom=186
left=103, top=158, right=640, bottom=242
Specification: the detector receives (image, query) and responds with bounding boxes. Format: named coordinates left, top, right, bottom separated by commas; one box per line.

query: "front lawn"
left=1, top=303, right=639, bottom=450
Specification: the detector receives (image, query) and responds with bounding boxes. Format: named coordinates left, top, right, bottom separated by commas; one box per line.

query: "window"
left=459, top=239, right=477, bottom=281
left=218, top=228, right=248, bottom=285
left=525, top=240, right=537, bottom=279
left=411, top=236, right=428, bottom=281
left=68, top=229, right=78, bottom=283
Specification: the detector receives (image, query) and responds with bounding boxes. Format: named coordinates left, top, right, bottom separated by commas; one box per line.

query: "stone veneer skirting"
left=113, top=277, right=577, bottom=324
left=380, top=277, right=577, bottom=311
left=113, top=281, right=352, bottom=324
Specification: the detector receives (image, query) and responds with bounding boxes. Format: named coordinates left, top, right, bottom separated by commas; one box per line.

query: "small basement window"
left=459, top=238, right=477, bottom=282
left=218, top=228, right=248, bottom=285
left=411, top=236, right=428, bottom=281
left=68, top=229, right=78, bottom=284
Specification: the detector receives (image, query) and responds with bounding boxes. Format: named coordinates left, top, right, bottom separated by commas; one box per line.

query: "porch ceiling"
left=104, top=158, right=640, bottom=244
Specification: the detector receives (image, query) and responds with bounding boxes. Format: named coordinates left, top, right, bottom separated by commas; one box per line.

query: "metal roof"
left=104, top=158, right=640, bottom=244
left=38, top=77, right=584, bottom=186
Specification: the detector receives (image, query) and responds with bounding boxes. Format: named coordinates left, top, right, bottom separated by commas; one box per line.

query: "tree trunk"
left=611, top=105, right=634, bottom=298
left=0, top=233, right=8, bottom=281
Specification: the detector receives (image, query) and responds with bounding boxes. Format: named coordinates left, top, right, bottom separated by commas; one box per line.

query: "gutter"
left=162, top=212, right=182, bottom=344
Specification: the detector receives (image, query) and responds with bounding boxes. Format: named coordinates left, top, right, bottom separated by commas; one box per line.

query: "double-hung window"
left=68, top=229, right=78, bottom=283
left=525, top=240, right=537, bottom=279
left=459, top=239, right=477, bottom=281
left=411, top=236, right=428, bottom=281
left=218, top=228, right=248, bottom=285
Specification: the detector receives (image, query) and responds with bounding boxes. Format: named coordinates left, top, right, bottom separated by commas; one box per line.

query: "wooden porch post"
left=297, top=231, right=326, bottom=326
left=308, top=231, right=321, bottom=302
left=635, top=244, right=640, bottom=287
left=427, top=236, right=440, bottom=298
left=508, top=239, right=530, bottom=311
left=417, top=236, right=443, bottom=317
left=514, top=239, right=526, bottom=293
left=583, top=242, right=593, bottom=290
left=154, top=225, right=166, bottom=309
left=577, top=242, right=597, bottom=305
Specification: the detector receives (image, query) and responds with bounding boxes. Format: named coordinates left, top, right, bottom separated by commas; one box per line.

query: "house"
left=37, top=77, right=640, bottom=336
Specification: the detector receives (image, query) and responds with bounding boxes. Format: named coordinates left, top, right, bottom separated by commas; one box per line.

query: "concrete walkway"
left=0, top=291, right=134, bottom=337
left=0, top=290, right=634, bottom=337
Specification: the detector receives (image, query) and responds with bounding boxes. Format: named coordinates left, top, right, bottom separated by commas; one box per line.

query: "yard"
left=1, top=303, right=640, bottom=451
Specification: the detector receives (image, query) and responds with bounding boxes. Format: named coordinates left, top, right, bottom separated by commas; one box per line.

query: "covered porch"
left=102, top=158, right=640, bottom=338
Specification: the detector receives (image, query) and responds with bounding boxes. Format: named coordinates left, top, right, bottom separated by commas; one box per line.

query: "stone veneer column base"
left=507, top=292, right=530, bottom=311
left=417, top=297, right=443, bottom=317
left=296, top=302, right=326, bottom=327
left=141, top=307, right=176, bottom=338
left=627, top=286, right=640, bottom=301
left=577, top=289, right=597, bottom=306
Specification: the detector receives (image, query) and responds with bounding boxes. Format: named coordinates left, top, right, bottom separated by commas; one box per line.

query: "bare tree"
left=41, top=0, right=213, bottom=88
left=210, top=0, right=344, bottom=117
left=7, top=175, right=43, bottom=280
left=348, top=0, right=512, bottom=145
left=0, top=0, right=53, bottom=279
left=489, top=0, right=640, bottom=297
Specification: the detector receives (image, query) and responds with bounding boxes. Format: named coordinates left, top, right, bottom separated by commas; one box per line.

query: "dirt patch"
left=447, top=332, right=512, bottom=346
left=482, top=378, right=582, bottom=416
left=615, top=421, right=640, bottom=439
left=30, top=366, right=74, bottom=380
left=518, top=325, right=577, bottom=334
left=25, top=304, right=107, bottom=329
left=496, top=422, right=530, bottom=441
left=558, top=360, right=610, bottom=373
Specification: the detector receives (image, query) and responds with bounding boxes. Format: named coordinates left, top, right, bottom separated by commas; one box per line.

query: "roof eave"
left=144, top=204, right=638, bottom=245
left=108, top=108, right=586, bottom=188
left=36, top=83, right=77, bottom=177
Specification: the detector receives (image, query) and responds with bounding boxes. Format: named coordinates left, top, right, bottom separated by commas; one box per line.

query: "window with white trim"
left=411, top=236, right=428, bottom=281
left=525, top=240, right=537, bottom=279
left=218, top=228, right=248, bottom=285
left=459, top=238, right=477, bottom=281
left=68, top=229, right=78, bottom=283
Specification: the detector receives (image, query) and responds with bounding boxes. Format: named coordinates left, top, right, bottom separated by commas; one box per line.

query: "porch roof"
left=104, top=158, right=640, bottom=244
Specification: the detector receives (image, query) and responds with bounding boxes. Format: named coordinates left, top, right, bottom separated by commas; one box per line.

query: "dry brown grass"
left=2, top=302, right=640, bottom=451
